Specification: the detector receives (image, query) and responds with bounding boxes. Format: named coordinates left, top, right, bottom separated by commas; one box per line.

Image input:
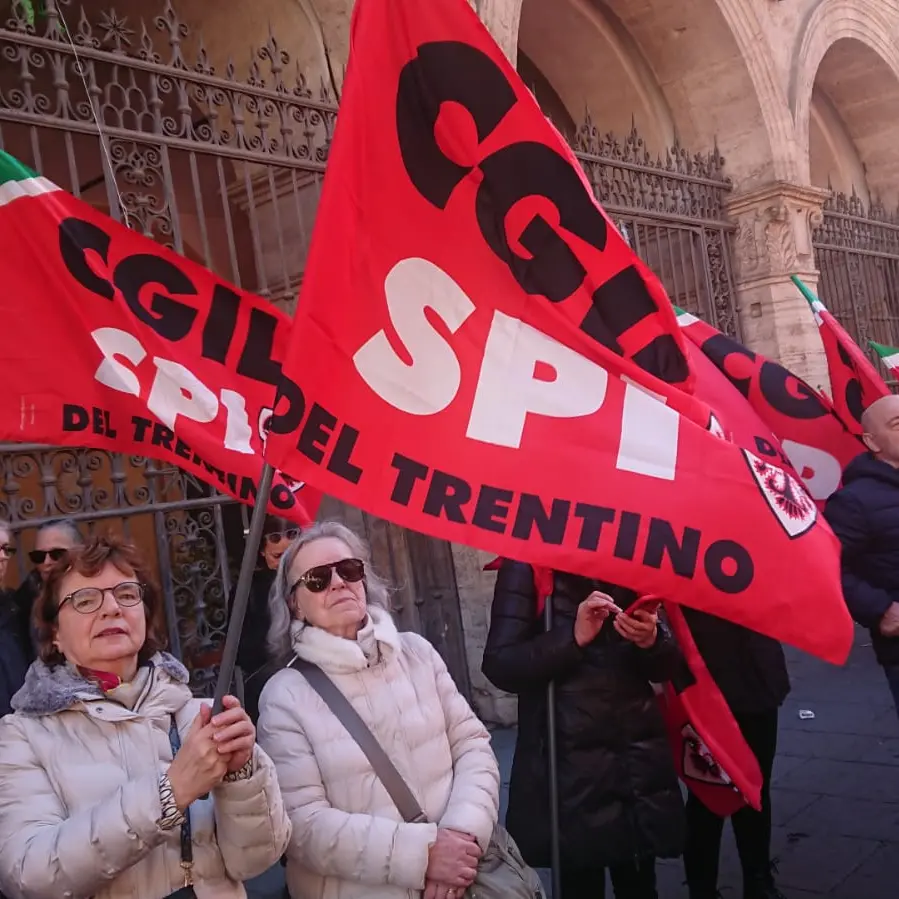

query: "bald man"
left=824, top=394, right=899, bottom=715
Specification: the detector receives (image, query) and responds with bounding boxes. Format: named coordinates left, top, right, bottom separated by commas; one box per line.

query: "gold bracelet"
left=222, top=758, right=254, bottom=782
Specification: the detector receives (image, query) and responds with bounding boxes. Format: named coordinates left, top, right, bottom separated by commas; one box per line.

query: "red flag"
left=660, top=603, right=762, bottom=815
left=0, top=151, right=320, bottom=525
left=264, top=0, right=852, bottom=663
left=792, top=276, right=889, bottom=427
left=674, top=308, right=864, bottom=508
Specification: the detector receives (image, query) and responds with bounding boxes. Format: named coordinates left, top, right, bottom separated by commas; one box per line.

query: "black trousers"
left=683, top=708, right=779, bottom=898
left=560, top=858, right=658, bottom=899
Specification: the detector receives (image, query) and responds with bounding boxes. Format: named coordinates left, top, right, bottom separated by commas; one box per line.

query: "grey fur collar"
left=11, top=652, right=189, bottom=717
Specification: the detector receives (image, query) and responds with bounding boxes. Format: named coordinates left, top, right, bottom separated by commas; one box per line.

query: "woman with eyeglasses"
left=234, top=515, right=300, bottom=723
left=0, top=519, right=32, bottom=720
left=0, top=532, right=290, bottom=899
left=257, top=521, right=500, bottom=899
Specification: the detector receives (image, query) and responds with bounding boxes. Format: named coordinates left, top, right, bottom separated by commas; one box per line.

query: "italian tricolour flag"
left=792, top=275, right=889, bottom=427
left=870, top=341, right=899, bottom=374
left=0, top=152, right=60, bottom=207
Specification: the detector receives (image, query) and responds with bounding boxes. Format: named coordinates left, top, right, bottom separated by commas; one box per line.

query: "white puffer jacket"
left=257, top=607, right=500, bottom=899
left=0, top=653, right=291, bottom=899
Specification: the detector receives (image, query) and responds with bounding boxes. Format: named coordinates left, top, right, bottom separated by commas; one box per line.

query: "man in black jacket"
left=0, top=521, right=32, bottom=719
left=824, top=394, right=899, bottom=716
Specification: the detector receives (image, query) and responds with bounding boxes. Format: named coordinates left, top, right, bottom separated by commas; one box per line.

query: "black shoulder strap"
left=288, top=657, right=427, bottom=824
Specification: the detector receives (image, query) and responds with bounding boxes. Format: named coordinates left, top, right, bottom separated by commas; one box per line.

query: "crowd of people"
left=0, top=396, right=897, bottom=899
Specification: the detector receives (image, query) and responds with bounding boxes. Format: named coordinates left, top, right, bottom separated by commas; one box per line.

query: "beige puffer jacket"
left=257, top=607, right=500, bottom=899
left=0, top=653, right=291, bottom=899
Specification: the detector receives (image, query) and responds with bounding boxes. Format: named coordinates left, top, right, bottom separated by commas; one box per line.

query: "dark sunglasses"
left=291, top=558, right=365, bottom=594
left=264, top=529, right=300, bottom=546
left=29, top=548, right=68, bottom=565
left=0, top=544, right=16, bottom=558
left=58, top=581, right=145, bottom=616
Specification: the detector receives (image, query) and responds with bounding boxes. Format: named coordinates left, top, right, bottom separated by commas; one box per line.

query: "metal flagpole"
left=544, top=598, right=563, bottom=899
left=212, top=462, right=276, bottom=714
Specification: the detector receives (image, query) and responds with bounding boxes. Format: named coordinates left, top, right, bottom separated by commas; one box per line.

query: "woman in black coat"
left=234, top=515, right=299, bottom=722
left=482, top=560, right=686, bottom=899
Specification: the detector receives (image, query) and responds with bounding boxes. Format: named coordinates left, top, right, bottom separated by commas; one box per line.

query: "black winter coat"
left=234, top=566, right=276, bottom=723
left=824, top=453, right=899, bottom=666
left=0, top=588, right=34, bottom=717
left=680, top=608, right=790, bottom=715
left=482, top=561, right=686, bottom=871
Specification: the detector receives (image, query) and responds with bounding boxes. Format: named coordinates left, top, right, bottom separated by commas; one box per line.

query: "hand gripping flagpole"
left=212, top=462, right=276, bottom=715
left=544, top=599, right=563, bottom=899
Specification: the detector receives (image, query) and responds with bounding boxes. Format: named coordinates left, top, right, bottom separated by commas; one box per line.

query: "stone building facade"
left=1, top=0, right=898, bottom=715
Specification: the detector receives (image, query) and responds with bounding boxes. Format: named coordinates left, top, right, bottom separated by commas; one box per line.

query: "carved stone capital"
left=725, top=182, right=831, bottom=285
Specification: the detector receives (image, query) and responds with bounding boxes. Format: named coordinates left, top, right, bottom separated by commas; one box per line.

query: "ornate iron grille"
left=0, top=0, right=337, bottom=693
left=574, top=116, right=740, bottom=338
left=813, top=190, right=899, bottom=378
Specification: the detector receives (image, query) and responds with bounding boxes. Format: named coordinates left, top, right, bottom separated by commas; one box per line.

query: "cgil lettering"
left=394, top=40, right=688, bottom=384
left=57, top=216, right=306, bottom=410
left=390, top=453, right=754, bottom=594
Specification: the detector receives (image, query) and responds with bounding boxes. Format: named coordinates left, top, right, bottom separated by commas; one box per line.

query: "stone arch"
left=516, top=50, right=578, bottom=139
left=486, top=0, right=791, bottom=189
left=516, top=0, right=675, bottom=154
left=809, top=87, right=869, bottom=205
left=792, top=0, right=899, bottom=202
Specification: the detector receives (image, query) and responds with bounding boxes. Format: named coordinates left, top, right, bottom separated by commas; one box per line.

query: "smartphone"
left=624, top=594, right=663, bottom=616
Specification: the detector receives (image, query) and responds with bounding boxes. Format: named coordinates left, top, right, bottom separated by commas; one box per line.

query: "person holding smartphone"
left=482, top=561, right=685, bottom=899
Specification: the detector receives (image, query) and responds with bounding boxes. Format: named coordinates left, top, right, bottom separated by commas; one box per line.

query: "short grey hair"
left=266, top=520, right=392, bottom=665
left=37, top=518, right=84, bottom=545
left=0, top=518, right=11, bottom=539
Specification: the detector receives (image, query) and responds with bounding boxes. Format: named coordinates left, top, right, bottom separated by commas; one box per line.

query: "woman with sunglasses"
left=0, top=519, right=32, bottom=720
left=234, top=515, right=300, bottom=723
left=0, top=533, right=290, bottom=899
left=12, top=519, right=84, bottom=646
left=257, top=521, right=500, bottom=899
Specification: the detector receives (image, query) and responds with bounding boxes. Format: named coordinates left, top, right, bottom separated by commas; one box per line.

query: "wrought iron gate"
left=574, top=115, right=740, bottom=338
left=813, top=190, right=899, bottom=377
left=0, top=0, right=470, bottom=695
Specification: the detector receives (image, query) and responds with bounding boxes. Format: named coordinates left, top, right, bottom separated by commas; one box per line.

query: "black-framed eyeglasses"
left=29, top=548, right=68, bottom=566
left=0, top=544, right=16, bottom=558
left=290, top=558, right=365, bottom=594
left=264, top=529, right=300, bottom=546
left=59, top=581, right=145, bottom=615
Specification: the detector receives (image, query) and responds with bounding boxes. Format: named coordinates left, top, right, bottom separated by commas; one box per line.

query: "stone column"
left=725, top=182, right=833, bottom=395
left=474, top=0, right=522, bottom=65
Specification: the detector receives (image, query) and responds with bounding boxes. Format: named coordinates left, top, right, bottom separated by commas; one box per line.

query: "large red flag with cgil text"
left=674, top=307, right=865, bottom=508
left=791, top=275, right=889, bottom=427
left=264, top=0, right=853, bottom=662
left=0, top=151, right=319, bottom=525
